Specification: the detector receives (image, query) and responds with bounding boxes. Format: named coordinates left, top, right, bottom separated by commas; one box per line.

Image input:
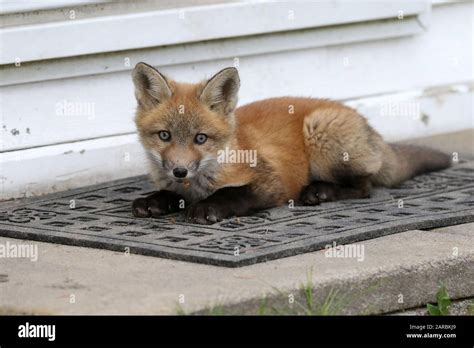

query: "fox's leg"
left=302, top=106, right=384, bottom=205
left=132, top=190, right=185, bottom=218
left=300, top=176, right=371, bottom=205
left=185, top=185, right=274, bottom=225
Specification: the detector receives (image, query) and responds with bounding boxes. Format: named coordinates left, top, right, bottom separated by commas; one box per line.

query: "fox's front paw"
left=300, top=182, right=336, bottom=205
left=132, top=190, right=185, bottom=218
left=185, top=202, right=228, bottom=225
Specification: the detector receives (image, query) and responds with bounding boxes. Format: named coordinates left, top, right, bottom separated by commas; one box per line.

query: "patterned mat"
left=0, top=161, right=473, bottom=267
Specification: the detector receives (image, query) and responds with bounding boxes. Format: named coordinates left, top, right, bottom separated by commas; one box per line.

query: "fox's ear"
left=132, top=62, right=171, bottom=110
left=200, top=67, right=240, bottom=115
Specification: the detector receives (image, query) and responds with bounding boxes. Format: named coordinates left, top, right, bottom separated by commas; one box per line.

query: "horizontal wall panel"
left=0, top=133, right=146, bottom=199
left=0, top=1, right=102, bottom=15
left=0, top=17, right=424, bottom=87
left=0, top=0, right=428, bottom=64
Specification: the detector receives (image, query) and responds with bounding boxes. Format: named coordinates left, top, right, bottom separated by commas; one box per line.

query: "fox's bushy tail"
left=373, top=143, right=452, bottom=187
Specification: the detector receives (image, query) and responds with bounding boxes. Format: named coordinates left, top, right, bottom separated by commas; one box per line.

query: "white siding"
left=0, top=0, right=472, bottom=199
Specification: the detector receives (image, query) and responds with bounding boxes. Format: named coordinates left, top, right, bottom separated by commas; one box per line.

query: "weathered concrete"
left=0, top=223, right=472, bottom=315
left=391, top=297, right=474, bottom=316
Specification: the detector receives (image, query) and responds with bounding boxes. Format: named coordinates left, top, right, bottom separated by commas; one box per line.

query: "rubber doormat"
left=1, top=161, right=473, bottom=267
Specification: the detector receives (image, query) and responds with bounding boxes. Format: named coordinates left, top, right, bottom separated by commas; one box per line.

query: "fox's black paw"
left=132, top=190, right=185, bottom=218
left=300, top=182, right=336, bottom=205
left=185, top=202, right=227, bottom=225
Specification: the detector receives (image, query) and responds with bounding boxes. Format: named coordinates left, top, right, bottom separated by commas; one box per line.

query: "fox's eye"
left=158, top=130, right=171, bottom=141
left=195, top=133, right=208, bottom=145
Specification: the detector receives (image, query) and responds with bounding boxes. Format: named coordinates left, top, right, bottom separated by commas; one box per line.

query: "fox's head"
left=132, top=63, right=240, bottom=182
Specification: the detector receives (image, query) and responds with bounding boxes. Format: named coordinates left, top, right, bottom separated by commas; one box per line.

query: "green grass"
left=179, top=282, right=471, bottom=315
left=427, top=286, right=451, bottom=316
left=467, top=301, right=474, bottom=315
left=177, top=268, right=355, bottom=315
left=175, top=305, right=187, bottom=315
left=257, top=297, right=268, bottom=316
left=289, top=269, right=348, bottom=315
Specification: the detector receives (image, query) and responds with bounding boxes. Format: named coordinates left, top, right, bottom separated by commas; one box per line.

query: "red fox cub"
left=131, top=63, right=451, bottom=224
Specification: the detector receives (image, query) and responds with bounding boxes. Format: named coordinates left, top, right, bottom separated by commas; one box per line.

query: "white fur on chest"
left=145, top=152, right=249, bottom=203
left=147, top=160, right=217, bottom=203
left=165, top=177, right=216, bottom=203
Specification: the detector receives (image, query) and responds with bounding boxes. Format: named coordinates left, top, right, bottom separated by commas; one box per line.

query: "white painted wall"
left=0, top=0, right=472, bottom=199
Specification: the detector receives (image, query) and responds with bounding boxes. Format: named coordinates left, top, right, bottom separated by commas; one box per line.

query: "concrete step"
left=1, top=222, right=472, bottom=315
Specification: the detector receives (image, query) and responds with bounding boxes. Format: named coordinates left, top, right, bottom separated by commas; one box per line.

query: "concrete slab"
left=0, top=223, right=472, bottom=315
left=427, top=222, right=474, bottom=237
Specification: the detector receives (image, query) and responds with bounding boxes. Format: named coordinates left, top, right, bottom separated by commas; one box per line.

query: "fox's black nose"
left=173, top=167, right=188, bottom=178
